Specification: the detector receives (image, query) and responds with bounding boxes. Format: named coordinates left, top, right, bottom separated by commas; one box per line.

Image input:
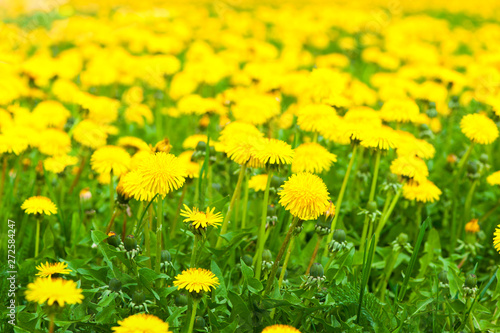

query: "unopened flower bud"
left=438, top=271, right=449, bottom=285
left=107, top=232, right=120, bottom=248
left=262, top=249, right=272, bottom=262
left=241, top=254, right=253, bottom=267
left=175, top=293, right=188, bottom=306
left=465, top=274, right=477, bottom=289
left=132, top=290, right=145, bottom=305
left=109, top=278, right=122, bottom=292
left=333, top=229, right=346, bottom=243
left=124, top=235, right=137, bottom=251
left=310, top=263, right=324, bottom=278
left=194, top=316, right=205, bottom=330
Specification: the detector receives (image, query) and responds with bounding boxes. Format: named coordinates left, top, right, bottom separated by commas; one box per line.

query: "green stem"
left=35, top=218, right=41, bottom=258
left=190, top=237, right=199, bottom=268
left=0, top=155, right=8, bottom=204
left=155, top=198, right=163, bottom=274
left=374, top=185, right=403, bottom=246
left=264, top=216, right=299, bottom=295
left=216, top=166, right=246, bottom=249
left=464, top=180, right=478, bottom=224
left=49, top=313, right=55, bottom=333
left=323, top=145, right=358, bottom=257
left=360, top=149, right=381, bottom=252
left=241, top=174, right=249, bottom=229
left=187, top=299, right=199, bottom=333
left=254, top=170, right=274, bottom=280
left=278, top=236, right=295, bottom=288
left=171, top=185, right=188, bottom=238
left=109, top=171, right=114, bottom=218
left=456, top=143, right=475, bottom=178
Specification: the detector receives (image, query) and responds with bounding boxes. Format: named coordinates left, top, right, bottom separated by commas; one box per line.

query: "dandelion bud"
left=194, top=316, right=205, bottom=330
left=79, top=187, right=92, bottom=202
left=262, top=249, right=273, bottom=262
left=438, top=270, right=449, bottom=288
left=124, top=235, right=138, bottom=251
left=109, top=278, right=122, bottom=292
left=333, top=229, right=346, bottom=243
left=106, top=232, right=120, bottom=248
left=161, top=250, right=171, bottom=263
left=465, top=274, right=477, bottom=289
left=366, top=201, right=378, bottom=213
left=480, top=153, right=489, bottom=164
left=132, top=290, right=145, bottom=305
left=241, top=254, right=253, bottom=267
left=195, top=141, right=206, bottom=153
left=387, top=173, right=399, bottom=184
left=310, top=263, right=324, bottom=279
left=175, top=293, right=188, bottom=307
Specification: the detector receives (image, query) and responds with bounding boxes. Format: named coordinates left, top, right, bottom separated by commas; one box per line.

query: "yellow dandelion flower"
left=36, top=262, right=72, bottom=278
left=25, top=278, right=83, bottom=307
left=344, top=106, right=382, bottom=128
left=487, top=171, right=500, bottom=186
left=113, top=313, right=172, bottom=333
left=249, top=174, right=269, bottom=191
left=494, top=225, right=500, bottom=253
left=173, top=268, right=220, bottom=293
left=154, top=138, right=173, bottom=154
left=296, top=104, right=338, bottom=133
left=130, top=150, right=153, bottom=170
left=120, top=171, right=155, bottom=202
left=465, top=219, right=480, bottom=234
left=278, top=173, right=330, bottom=220
left=292, top=143, right=337, bottom=174
left=460, top=113, right=499, bottom=144
left=224, top=136, right=264, bottom=167
left=219, top=121, right=263, bottom=144
left=136, top=152, right=186, bottom=197
left=0, top=134, right=29, bottom=156
left=21, top=196, right=57, bottom=215
left=36, top=129, right=71, bottom=156
left=180, top=205, right=223, bottom=229
left=178, top=152, right=200, bottom=179
left=118, top=136, right=151, bottom=152
left=124, top=104, right=154, bottom=128
left=360, top=126, right=399, bottom=150
left=43, top=154, right=78, bottom=174
left=73, top=119, right=109, bottom=149
left=122, top=86, right=144, bottom=105
left=182, top=134, right=208, bottom=149
left=262, top=324, right=302, bottom=333
left=253, top=138, right=294, bottom=166
left=91, top=145, right=131, bottom=176
left=32, top=101, right=70, bottom=129
left=402, top=179, right=442, bottom=203
left=231, top=93, right=280, bottom=125
left=380, top=98, right=420, bottom=123
left=390, top=155, right=429, bottom=184
left=396, top=131, right=436, bottom=159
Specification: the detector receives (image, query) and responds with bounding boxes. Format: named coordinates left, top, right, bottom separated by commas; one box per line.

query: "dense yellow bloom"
left=32, top=101, right=70, bottom=129
left=0, top=134, right=29, bottom=155
left=37, top=129, right=71, bottom=156
left=403, top=179, right=442, bottom=203
left=460, top=113, right=499, bottom=144
left=249, top=174, right=269, bottom=191
left=182, top=134, right=208, bottom=149
left=113, top=314, right=172, bottom=333
left=253, top=138, right=294, bottom=166
left=278, top=173, right=330, bottom=220
left=21, top=196, right=57, bottom=215
left=124, top=104, right=154, bottom=127
left=36, top=262, right=72, bottom=278
left=396, top=132, right=436, bottom=159
left=44, top=155, right=79, bottom=174
left=118, top=136, right=151, bottom=152
left=360, top=126, right=399, bottom=150
left=465, top=219, right=480, bottom=234
left=136, top=152, right=186, bottom=197
left=296, top=104, right=338, bottom=133
left=292, top=143, right=337, bottom=173
left=224, top=136, right=263, bottom=167
left=25, top=278, right=83, bottom=307
left=487, top=171, right=500, bottom=186
left=219, top=121, right=263, bottom=144
left=380, top=99, right=420, bottom=123
left=494, top=224, right=500, bottom=253
left=180, top=205, right=223, bottom=229
left=173, top=268, right=220, bottom=293
left=231, top=93, right=280, bottom=125
left=119, top=171, right=155, bottom=202
left=390, top=155, right=429, bottom=184
left=73, top=120, right=108, bottom=149
left=91, top=145, right=131, bottom=176
left=262, top=324, right=302, bottom=333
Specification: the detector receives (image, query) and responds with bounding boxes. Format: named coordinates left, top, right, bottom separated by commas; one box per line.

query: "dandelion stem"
left=109, top=171, right=114, bottom=218
left=374, top=184, right=403, bottom=246
left=187, top=298, right=199, bottom=333
left=464, top=180, right=478, bottom=225
left=171, top=185, right=188, bottom=238
left=190, top=237, right=199, bottom=268
left=155, top=198, right=163, bottom=274
left=306, top=235, right=322, bottom=275
left=0, top=155, right=7, bottom=204
left=216, top=165, right=246, bottom=249
left=105, top=210, right=118, bottom=234
left=264, top=216, right=299, bottom=295
left=323, top=144, right=358, bottom=257
left=254, top=170, right=274, bottom=280
left=241, top=173, right=249, bottom=229
left=35, top=218, right=41, bottom=258
left=49, top=313, right=55, bottom=333
left=360, top=149, right=381, bottom=253
left=279, top=236, right=295, bottom=288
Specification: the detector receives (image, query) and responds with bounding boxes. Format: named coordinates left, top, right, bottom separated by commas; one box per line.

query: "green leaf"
left=211, top=260, right=227, bottom=297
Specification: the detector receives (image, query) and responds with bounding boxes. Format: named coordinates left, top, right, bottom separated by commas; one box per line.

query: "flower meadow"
left=2, top=0, right=500, bottom=332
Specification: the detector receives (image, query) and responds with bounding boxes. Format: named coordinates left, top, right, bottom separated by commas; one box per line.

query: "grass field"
left=1, top=1, right=500, bottom=332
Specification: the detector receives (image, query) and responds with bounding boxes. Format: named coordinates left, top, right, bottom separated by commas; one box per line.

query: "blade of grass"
left=357, top=234, right=375, bottom=324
